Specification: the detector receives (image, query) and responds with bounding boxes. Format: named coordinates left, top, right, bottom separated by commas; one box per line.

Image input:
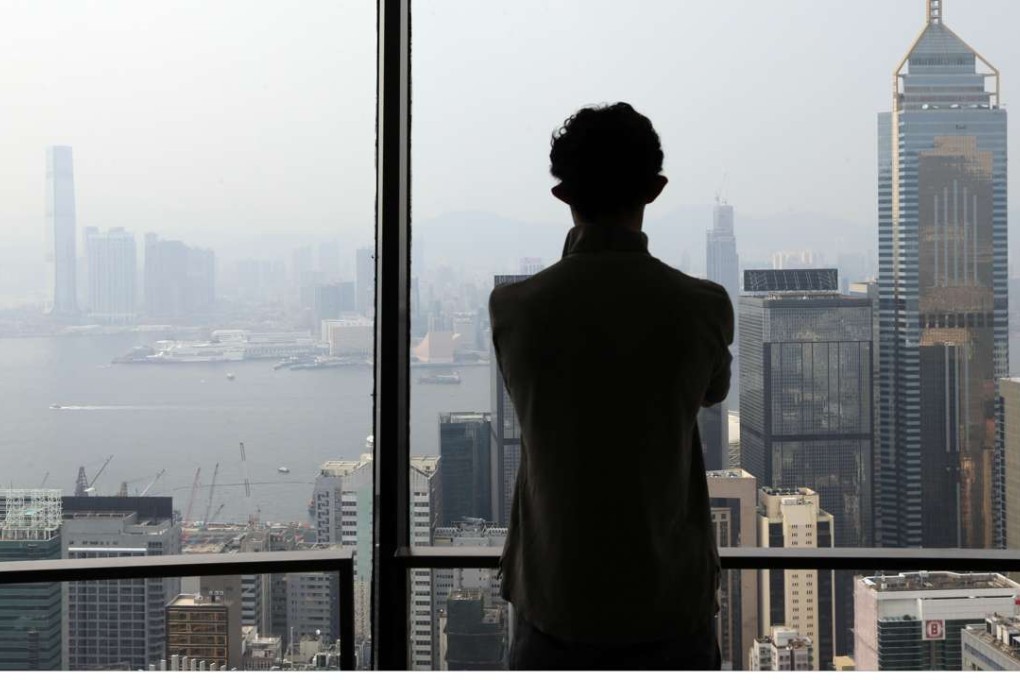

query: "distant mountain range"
left=413, top=206, right=876, bottom=275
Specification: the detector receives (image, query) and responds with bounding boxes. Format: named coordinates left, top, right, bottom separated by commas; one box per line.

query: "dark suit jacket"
left=490, top=225, right=733, bottom=644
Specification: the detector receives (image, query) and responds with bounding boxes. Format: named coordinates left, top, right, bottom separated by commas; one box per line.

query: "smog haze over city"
left=2, top=0, right=1020, bottom=305
left=3, top=0, right=1020, bottom=671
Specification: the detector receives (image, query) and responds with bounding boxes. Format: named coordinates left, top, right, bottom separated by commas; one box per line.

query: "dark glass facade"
left=439, top=412, right=493, bottom=524
left=739, top=294, right=874, bottom=549
left=0, top=535, right=62, bottom=670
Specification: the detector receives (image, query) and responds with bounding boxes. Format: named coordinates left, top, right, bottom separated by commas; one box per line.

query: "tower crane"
left=183, top=467, right=202, bottom=525
left=239, top=442, right=258, bottom=526
left=140, top=469, right=166, bottom=497
left=202, top=463, right=220, bottom=526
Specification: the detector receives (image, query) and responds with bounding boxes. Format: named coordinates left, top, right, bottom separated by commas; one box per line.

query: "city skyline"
left=4, top=2, right=1020, bottom=305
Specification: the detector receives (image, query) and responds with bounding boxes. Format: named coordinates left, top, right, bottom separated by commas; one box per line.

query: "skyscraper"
left=0, top=490, right=63, bottom=671
left=701, top=202, right=740, bottom=470
left=45, top=146, right=77, bottom=316
left=490, top=274, right=529, bottom=525
left=998, top=378, right=1020, bottom=551
left=877, top=0, right=1007, bottom=549
left=84, top=227, right=137, bottom=324
left=757, top=487, right=835, bottom=671
left=707, top=469, right=758, bottom=670
left=439, top=413, right=493, bottom=525
left=143, top=234, right=215, bottom=320
left=739, top=269, right=873, bottom=550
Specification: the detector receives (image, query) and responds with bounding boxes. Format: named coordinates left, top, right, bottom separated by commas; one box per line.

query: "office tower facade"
left=740, top=269, right=873, bottom=551
left=707, top=469, right=758, bottom=670
left=491, top=274, right=530, bottom=525
left=84, top=227, right=137, bottom=324
left=285, top=572, right=339, bottom=647
left=962, top=615, right=1020, bottom=671
left=440, top=591, right=507, bottom=671
left=757, top=487, right=835, bottom=671
left=701, top=202, right=740, bottom=471
left=311, top=448, right=440, bottom=668
left=312, top=453, right=374, bottom=643
left=143, top=234, right=215, bottom=320
left=313, top=282, right=356, bottom=330
left=1000, top=378, right=1020, bottom=550
left=877, top=1, right=1008, bottom=549
left=409, top=456, right=441, bottom=671
left=749, top=626, right=814, bottom=672
left=45, top=146, right=78, bottom=316
left=854, top=572, right=1020, bottom=671
left=355, top=247, right=374, bottom=317
left=62, top=496, right=180, bottom=670
left=0, top=490, right=62, bottom=671
left=439, top=413, right=493, bottom=524
left=166, top=591, right=242, bottom=670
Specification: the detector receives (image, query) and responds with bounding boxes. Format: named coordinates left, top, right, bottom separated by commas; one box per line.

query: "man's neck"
left=570, top=208, right=645, bottom=233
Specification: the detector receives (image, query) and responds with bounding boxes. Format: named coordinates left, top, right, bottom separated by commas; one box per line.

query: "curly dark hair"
left=550, top=102, right=664, bottom=218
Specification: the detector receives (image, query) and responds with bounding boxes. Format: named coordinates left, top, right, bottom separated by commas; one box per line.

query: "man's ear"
left=551, top=183, right=571, bottom=205
left=645, top=176, right=668, bottom=204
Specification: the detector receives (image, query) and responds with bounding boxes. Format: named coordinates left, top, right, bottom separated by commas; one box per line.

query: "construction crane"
left=74, top=455, right=114, bottom=496
left=182, top=467, right=202, bottom=526
left=202, top=463, right=220, bottom=526
left=209, top=503, right=226, bottom=523
left=140, top=469, right=166, bottom=497
left=239, top=442, right=257, bottom=526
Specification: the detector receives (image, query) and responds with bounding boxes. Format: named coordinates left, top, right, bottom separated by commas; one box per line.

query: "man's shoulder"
left=655, top=262, right=732, bottom=308
left=488, top=262, right=569, bottom=313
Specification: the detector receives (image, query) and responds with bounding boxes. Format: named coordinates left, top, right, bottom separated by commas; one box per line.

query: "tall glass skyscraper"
left=45, top=146, right=78, bottom=316
left=700, top=202, right=740, bottom=470
left=739, top=269, right=872, bottom=659
left=739, top=269, right=873, bottom=550
left=877, top=0, right=1007, bottom=549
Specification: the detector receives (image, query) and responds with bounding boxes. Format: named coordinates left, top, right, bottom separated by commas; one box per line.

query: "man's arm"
left=703, top=291, right=734, bottom=407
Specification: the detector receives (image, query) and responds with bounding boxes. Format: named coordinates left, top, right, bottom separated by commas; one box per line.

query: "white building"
left=312, top=441, right=440, bottom=669
left=321, top=318, right=373, bottom=356
left=854, top=572, right=1020, bottom=671
left=758, top=488, right=835, bottom=670
left=750, top=626, right=813, bottom=671
left=84, top=227, right=137, bottom=324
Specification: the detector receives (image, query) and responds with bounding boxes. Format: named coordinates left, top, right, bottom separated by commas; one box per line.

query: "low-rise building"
left=854, top=572, right=1020, bottom=671
left=749, top=626, right=813, bottom=671
left=962, top=614, right=1020, bottom=671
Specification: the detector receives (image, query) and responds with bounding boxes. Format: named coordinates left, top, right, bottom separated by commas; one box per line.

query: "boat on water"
left=417, top=371, right=461, bottom=385
left=50, top=403, right=63, bottom=410
left=226, top=373, right=236, bottom=381
left=277, top=466, right=290, bottom=474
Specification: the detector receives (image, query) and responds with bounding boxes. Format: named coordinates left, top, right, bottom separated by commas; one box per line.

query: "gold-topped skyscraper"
left=877, top=0, right=1007, bottom=549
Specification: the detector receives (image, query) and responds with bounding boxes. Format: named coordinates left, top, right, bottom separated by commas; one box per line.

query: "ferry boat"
left=277, top=466, right=291, bottom=474
left=417, top=371, right=461, bottom=385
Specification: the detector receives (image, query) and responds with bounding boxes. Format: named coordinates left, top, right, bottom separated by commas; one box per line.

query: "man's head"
left=549, top=102, right=667, bottom=224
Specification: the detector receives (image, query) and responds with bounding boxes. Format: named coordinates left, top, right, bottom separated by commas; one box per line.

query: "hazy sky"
left=2, top=0, right=1018, bottom=285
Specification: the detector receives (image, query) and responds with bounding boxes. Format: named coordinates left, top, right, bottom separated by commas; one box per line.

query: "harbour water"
left=0, top=333, right=490, bottom=523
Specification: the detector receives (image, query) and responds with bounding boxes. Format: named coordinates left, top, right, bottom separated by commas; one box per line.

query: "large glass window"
left=410, top=0, right=1019, bottom=672
left=0, top=0, right=374, bottom=671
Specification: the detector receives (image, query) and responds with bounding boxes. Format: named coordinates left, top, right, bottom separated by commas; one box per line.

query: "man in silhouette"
left=490, top=102, right=731, bottom=670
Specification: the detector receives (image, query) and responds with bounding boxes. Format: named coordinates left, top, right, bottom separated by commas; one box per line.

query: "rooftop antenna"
left=715, top=170, right=728, bottom=206
left=927, top=0, right=943, bottom=25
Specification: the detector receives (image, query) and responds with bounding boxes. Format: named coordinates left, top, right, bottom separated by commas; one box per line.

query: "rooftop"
left=862, top=571, right=1019, bottom=592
